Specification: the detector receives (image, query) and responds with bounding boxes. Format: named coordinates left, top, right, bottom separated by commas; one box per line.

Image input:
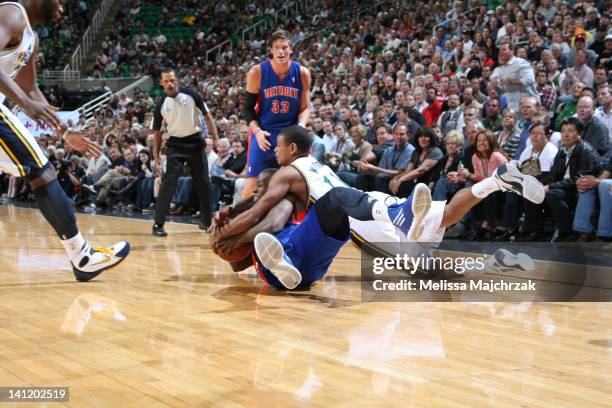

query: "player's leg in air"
left=0, top=114, right=130, bottom=282
left=309, top=163, right=545, bottom=242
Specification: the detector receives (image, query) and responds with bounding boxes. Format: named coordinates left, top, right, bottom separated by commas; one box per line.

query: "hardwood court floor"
left=0, top=205, right=611, bottom=407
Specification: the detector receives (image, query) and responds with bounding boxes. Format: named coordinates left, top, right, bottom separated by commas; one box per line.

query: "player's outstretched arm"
left=218, top=167, right=295, bottom=239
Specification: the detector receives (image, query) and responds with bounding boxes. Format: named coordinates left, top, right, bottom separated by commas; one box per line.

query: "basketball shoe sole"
left=254, top=233, right=302, bottom=289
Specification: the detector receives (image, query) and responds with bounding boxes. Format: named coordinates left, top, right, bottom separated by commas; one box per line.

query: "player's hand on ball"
left=255, top=128, right=272, bottom=151
left=208, top=232, right=220, bottom=254
left=63, top=130, right=103, bottom=157
left=216, top=236, right=241, bottom=255
left=216, top=206, right=232, bottom=225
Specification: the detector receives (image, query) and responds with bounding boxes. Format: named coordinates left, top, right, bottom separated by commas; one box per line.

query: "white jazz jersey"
left=0, top=2, right=36, bottom=103
left=290, top=156, right=447, bottom=248
left=0, top=2, right=46, bottom=177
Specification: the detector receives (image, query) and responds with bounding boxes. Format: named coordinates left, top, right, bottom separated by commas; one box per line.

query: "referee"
left=152, top=68, right=219, bottom=236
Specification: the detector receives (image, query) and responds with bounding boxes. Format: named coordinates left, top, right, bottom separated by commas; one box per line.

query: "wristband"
left=297, top=123, right=305, bottom=128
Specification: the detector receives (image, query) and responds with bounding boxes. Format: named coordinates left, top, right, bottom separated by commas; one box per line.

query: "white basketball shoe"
left=254, top=233, right=302, bottom=289
left=72, top=241, right=131, bottom=282
left=492, top=164, right=545, bottom=204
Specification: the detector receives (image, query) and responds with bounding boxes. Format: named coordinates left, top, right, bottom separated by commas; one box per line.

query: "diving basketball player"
left=0, top=1, right=130, bottom=281
left=215, top=126, right=544, bottom=289
left=242, top=29, right=311, bottom=197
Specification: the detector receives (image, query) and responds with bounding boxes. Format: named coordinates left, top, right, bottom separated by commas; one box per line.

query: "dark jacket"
left=223, top=150, right=247, bottom=174
left=548, top=140, right=602, bottom=190
left=430, top=153, right=462, bottom=184
left=581, top=116, right=610, bottom=157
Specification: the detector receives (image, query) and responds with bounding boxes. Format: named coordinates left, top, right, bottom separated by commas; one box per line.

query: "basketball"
left=215, top=242, right=252, bottom=262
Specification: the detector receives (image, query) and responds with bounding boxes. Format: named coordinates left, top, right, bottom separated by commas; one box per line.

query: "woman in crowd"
left=496, top=109, right=522, bottom=159
left=135, top=150, right=155, bottom=212
left=390, top=127, right=443, bottom=197
left=468, top=129, right=509, bottom=239
left=337, top=124, right=373, bottom=185
left=431, top=130, right=464, bottom=201
left=325, top=122, right=355, bottom=172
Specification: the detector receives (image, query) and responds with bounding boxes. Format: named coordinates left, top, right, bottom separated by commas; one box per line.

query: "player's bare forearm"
left=153, top=130, right=162, bottom=159
left=229, top=196, right=256, bottom=216
left=0, top=67, right=30, bottom=107
left=204, top=114, right=219, bottom=144
left=233, top=199, right=293, bottom=244
left=248, top=120, right=260, bottom=133
left=297, top=107, right=310, bottom=127
left=298, top=67, right=311, bottom=127
left=219, top=173, right=291, bottom=238
left=29, top=86, right=49, bottom=104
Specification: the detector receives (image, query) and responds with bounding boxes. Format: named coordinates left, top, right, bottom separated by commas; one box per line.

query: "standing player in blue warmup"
left=0, top=0, right=130, bottom=281
left=242, top=29, right=311, bottom=197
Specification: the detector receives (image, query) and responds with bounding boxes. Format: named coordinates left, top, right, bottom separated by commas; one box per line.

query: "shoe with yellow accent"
left=72, top=241, right=131, bottom=282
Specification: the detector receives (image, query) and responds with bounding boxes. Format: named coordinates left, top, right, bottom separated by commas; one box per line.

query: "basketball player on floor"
left=0, top=1, right=130, bottom=281
left=242, top=29, right=311, bottom=197
left=214, top=126, right=543, bottom=289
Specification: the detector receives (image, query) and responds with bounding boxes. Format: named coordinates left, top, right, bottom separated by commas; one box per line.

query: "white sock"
left=471, top=177, right=500, bottom=199
left=372, top=200, right=392, bottom=222
left=60, top=232, right=88, bottom=261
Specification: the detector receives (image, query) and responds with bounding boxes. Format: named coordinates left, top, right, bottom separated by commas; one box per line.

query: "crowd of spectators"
left=37, top=0, right=93, bottom=71
left=2, top=0, right=612, bottom=242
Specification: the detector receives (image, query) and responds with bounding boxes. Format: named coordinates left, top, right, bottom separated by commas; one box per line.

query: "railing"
left=41, top=70, right=81, bottom=81
left=114, top=76, right=152, bottom=97
left=76, top=76, right=152, bottom=118
left=68, top=0, right=116, bottom=73
left=39, top=76, right=151, bottom=93
left=433, top=6, right=481, bottom=31
left=242, top=17, right=273, bottom=42
left=242, top=0, right=309, bottom=42
left=205, top=39, right=233, bottom=64
left=77, top=90, right=112, bottom=118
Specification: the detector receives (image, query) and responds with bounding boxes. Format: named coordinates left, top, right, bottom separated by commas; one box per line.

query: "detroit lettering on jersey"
left=263, top=86, right=299, bottom=99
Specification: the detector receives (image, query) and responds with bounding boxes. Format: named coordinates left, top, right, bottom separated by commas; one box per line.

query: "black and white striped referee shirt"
left=152, top=87, right=209, bottom=140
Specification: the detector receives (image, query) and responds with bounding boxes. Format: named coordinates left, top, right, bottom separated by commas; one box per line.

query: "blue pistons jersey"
left=257, top=59, right=303, bottom=133
left=247, top=59, right=303, bottom=177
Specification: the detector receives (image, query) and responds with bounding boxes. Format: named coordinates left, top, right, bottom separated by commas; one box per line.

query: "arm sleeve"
left=152, top=98, right=164, bottom=131
left=243, top=91, right=258, bottom=124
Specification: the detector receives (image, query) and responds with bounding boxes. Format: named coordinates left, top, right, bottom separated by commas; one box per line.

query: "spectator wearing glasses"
left=431, top=130, right=465, bottom=201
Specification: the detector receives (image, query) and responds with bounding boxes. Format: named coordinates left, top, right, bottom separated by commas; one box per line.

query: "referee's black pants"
left=154, top=144, right=211, bottom=227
